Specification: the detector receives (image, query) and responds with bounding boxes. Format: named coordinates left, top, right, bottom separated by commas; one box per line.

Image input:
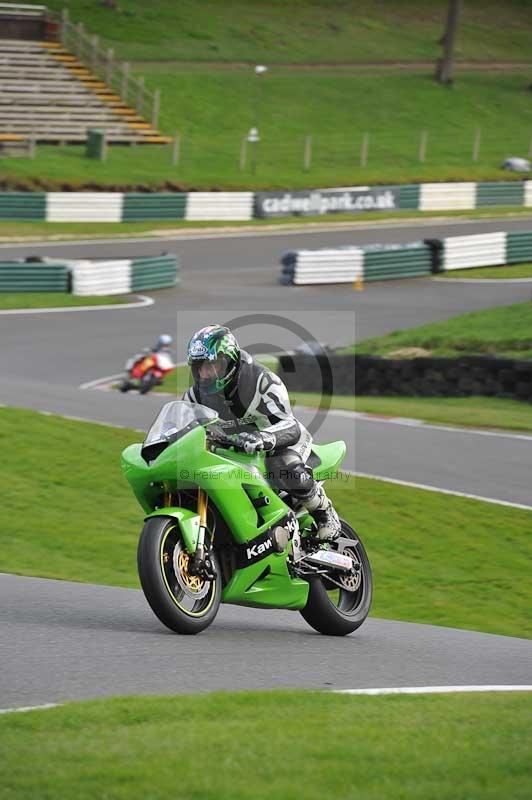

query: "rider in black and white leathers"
left=184, top=349, right=341, bottom=539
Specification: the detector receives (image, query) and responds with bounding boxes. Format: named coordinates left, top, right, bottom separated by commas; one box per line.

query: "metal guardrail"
left=56, top=8, right=160, bottom=128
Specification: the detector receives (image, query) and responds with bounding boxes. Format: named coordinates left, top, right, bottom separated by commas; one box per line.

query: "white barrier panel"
left=419, top=182, right=476, bottom=211
left=291, top=248, right=364, bottom=285
left=524, top=181, right=532, bottom=208
left=185, top=192, right=253, bottom=221
left=46, top=193, right=124, bottom=223
left=443, top=232, right=506, bottom=271
left=70, top=259, right=131, bottom=295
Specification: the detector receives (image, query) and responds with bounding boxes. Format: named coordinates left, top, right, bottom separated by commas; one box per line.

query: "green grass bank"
left=2, top=70, right=532, bottom=189
left=342, top=301, right=532, bottom=359
left=1, top=691, right=531, bottom=800
left=28, top=0, right=532, bottom=63
left=0, top=407, right=530, bottom=637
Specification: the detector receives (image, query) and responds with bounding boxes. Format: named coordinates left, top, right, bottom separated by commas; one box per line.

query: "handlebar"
left=206, top=428, right=238, bottom=450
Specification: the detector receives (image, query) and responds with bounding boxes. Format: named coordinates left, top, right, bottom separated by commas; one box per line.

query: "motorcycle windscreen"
left=142, top=401, right=218, bottom=463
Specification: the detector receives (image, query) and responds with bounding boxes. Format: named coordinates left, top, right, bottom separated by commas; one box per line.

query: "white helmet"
left=156, top=334, right=173, bottom=349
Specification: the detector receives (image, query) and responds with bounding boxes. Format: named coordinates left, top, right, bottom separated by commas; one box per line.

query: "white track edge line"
left=0, top=703, right=60, bottom=714
left=335, top=685, right=532, bottom=696
left=2, top=686, right=531, bottom=713
left=432, top=277, right=532, bottom=284
left=347, top=470, right=532, bottom=512
left=297, top=405, right=532, bottom=442
left=0, top=295, right=153, bottom=315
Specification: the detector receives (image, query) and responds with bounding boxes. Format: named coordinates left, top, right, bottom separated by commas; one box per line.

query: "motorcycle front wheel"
left=139, top=371, right=158, bottom=395
left=137, top=517, right=221, bottom=634
left=300, top=520, right=372, bottom=636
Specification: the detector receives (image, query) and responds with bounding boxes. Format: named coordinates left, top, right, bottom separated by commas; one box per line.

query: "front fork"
left=189, top=487, right=216, bottom=580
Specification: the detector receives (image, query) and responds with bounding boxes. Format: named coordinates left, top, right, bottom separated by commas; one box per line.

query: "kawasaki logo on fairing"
left=246, top=538, right=273, bottom=560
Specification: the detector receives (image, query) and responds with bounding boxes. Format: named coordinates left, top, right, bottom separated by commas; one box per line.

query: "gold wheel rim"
left=177, top=550, right=206, bottom=593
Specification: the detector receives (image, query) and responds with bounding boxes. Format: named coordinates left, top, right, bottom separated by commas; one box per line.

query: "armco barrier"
left=0, top=262, right=69, bottom=292
left=0, top=253, right=179, bottom=295
left=47, top=193, right=123, bottom=223
left=186, top=192, right=253, bottom=221
left=506, top=231, right=532, bottom=264
left=281, top=228, right=532, bottom=285
left=131, top=254, right=179, bottom=291
left=476, top=182, right=524, bottom=207
left=441, top=232, right=506, bottom=271
left=70, top=259, right=131, bottom=296
left=281, top=247, right=363, bottom=285
left=278, top=353, right=532, bottom=402
left=0, top=193, right=46, bottom=221
left=363, top=243, right=432, bottom=281
left=0, top=181, right=531, bottom=222
left=122, top=194, right=187, bottom=221
left=281, top=242, right=431, bottom=285
left=419, top=182, right=476, bottom=211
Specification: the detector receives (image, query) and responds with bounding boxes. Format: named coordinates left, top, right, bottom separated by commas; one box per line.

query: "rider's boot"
left=303, top=484, right=341, bottom=541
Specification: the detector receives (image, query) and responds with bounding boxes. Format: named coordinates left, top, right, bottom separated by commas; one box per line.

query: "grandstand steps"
left=0, top=38, right=169, bottom=146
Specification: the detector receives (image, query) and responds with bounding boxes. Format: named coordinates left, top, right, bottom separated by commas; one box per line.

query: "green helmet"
left=187, top=324, right=240, bottom=394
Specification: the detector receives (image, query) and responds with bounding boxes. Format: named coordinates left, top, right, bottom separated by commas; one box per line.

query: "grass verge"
left=32, top=0, right=532, bottom=62
left=0, top=294, right=134, bottom=310
left=343, top=301, right=532, bottom=359
left=438, top=263, right=532, bottom=279
left=1, top=691, right=531, bottom=800
left=1, top=406, right=530, bottom=637
left=0, top=208, right=531, bottom=242
left=290, top=394, right=532, bottom=433
left=2, top=70, right=532, bottom=188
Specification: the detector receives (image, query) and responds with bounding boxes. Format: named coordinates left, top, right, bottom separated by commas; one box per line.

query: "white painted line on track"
left=2, top=687, right=531, bottom=713
left=0, top=295, right=154, bottom=316
left=335, top=685, right=532, bottom=696
left=348, top=470, right=532, bottom=512
left=0, top=703, right=59, bottom=714
left=79, top=372, right=124, bottom=390
left=432, top=277, right=532, bottom=284
left=299, top=406, right=532, bottom=442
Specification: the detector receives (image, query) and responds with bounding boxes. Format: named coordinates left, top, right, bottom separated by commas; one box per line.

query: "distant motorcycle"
left=120, top=349, right=176, bottom=395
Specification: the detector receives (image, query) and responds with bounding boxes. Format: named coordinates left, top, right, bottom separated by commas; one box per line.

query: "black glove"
left=232, top=431, right=275, bottom=454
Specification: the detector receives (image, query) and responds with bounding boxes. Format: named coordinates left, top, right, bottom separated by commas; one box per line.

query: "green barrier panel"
left=0, top=193, right=47, bottom=221
left=122, top=194, right=188, bottom=221
left=506, top=231, right=532, bottom=264
left=476, top=182, right=524, bottom=207
left=363, top=243, right=432, bottom=281
left=0, top=263, right=69, bottom=292
left=398, top=184, right=420, bottom=210
left=131, top=255, right=179, bottom=291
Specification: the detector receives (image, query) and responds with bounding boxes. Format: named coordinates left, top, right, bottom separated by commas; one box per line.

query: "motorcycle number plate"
left=306, top=550, right=353, bottom=572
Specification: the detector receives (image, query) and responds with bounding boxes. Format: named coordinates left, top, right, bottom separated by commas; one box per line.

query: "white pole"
left=472, top=127, right=481, bottom=162
left=105, top=48, right=114, bottom=86
left=304, top=134, right=312, bottom=171
left=360, top=132, right=369, bottom=167
left=240, top=136, right=247, bottom=171
left=121, top=63, right=130, bottom=102
left=172, top=132, right=180, bottom=166
left=419, top=130, right=428, bottom=163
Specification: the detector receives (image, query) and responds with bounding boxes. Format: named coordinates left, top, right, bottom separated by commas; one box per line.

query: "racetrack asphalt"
left=2, top=573, right=531, bottom=708
left=1, top=218, right=531, bottom=705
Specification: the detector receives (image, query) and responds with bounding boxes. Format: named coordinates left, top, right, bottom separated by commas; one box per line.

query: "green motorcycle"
left=121, top=400, right=372, bottom=636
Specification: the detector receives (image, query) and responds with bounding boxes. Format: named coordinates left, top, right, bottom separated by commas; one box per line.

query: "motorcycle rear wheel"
left=137, top=516, right=221, bottom=634
left=300, top=520, right=372, bottom=636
